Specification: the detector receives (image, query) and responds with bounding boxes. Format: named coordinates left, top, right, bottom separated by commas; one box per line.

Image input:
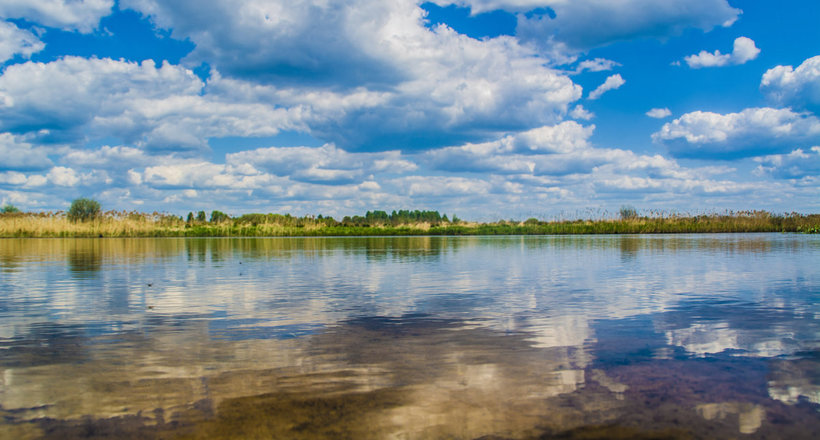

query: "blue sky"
left=0, top=0, right=818, bottom=220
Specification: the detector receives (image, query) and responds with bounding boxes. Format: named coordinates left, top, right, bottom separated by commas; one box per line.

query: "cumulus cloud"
left=0, top=57, right=200, bottom=145
left=761, top=55, right=820, bottom=113
left=40, top=120, right=735, bottom=216
left=683, top=37, right=760, bottom=68
left=652, top=107, right=820, bottom=159
left=646, top=108, right=672, bottom=119
left=398, top=175, right=493, bottom=197
left=0, top=171, right=33, bottom=186
left=0, top=0, right=113, bottom=33
left=432, top=1, right=740, bottom=59
left=0, top=57, right=304, bottom=152
left=141, top=161, right=283, bottom=190
left=0, top=165, right=107, bottom=189
left=49, top=142, right=421, bottom=210
left=47, top=166, right=81, bottom=187
left=414, top=119, right=749, bottom=208
left=573, top=58, right=620, bottom=74
left=425, top=121, right=628, bottom=177
left=226, top=144, right=417, bottom=185
left=128, top=157, right=405, bottom=213
left=755, top=147, right=820, bottom=180
left=570, top=105, right=594, bottom=120
left=122, top=0, right=407, bottom=88
left=502, top=0, right=739, bottom=58
left=313, top=27, right=580, bottom=150
left=0, top=21, right=44, bottom=62
left=120, top=0, right=582, bottom=151
left=588, top=74, right=625, bottom=100
left=0, top=133, right=52, bottom=171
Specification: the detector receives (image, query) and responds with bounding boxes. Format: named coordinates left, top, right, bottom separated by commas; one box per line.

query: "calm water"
left=1, top=235, right=819, bottom=439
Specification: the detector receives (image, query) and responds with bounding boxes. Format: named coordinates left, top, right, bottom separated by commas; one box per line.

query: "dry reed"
left=1, top=210, right=818, bottom=238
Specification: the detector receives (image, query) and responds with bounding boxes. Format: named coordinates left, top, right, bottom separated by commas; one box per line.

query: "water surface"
left=1, top=235, right=818, bottom=439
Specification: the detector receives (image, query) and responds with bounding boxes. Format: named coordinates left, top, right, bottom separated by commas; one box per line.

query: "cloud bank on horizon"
left=0, top=0, right=818, bottom=219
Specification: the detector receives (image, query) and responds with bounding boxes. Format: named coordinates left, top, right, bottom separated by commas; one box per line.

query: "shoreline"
left=2, top=213, right=818, bottom=238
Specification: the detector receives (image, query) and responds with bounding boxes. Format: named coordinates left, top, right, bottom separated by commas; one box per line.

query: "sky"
left=0, top=0, right=818, bottom=220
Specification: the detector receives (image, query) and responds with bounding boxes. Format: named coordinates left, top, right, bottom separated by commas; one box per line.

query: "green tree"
left=67, top=198, right=101, bottom=222
left=210, top=210, right=230, bottom=223
left=186, top=212, right=195, bottom=224
left=196, top=211, right=206, bottom=222
left=1, top=204, right=20, bottom=213
left=365, top=210, right=389, bottom=224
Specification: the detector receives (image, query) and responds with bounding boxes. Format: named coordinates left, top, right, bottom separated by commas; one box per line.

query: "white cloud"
left=646, top=108, right=672, bottom=119
left=0, top=133, right=52, bottom=170
left=0, top=171, right=30, bottom=186
left=573, top=58, right=620, bottom=74
left=63, top=145, right=152, bottom=169
left=0, top=21, right=44, bottom=62
left=685, top=51, right=731, bottom=68
left=226, top=143, right=417, bottom=185
left=510, top=0, right=739, bottom=58
left=570, top=105, right=594, bottom=120
left=314, top=26, right=581, bottom=150
left=588, top=74, right=625, bottom=100
left=0, top=57, right=304, bottom=152
left=2, top=165, right=107, bottom=189
left=47, top=166, right=80, bottom=187
left=123, top=0, right=405, bottom=88
left=652, top=107, right=820, bottom=159
left=0, top=0, right=113, bottom=33
left=432, top=1, right=740, bottom=59
left=755, top=147, right=820, bottom=180
left=3, top=124, right=804, bottom=218
left=761, top=55, right=820, bottom=113
left=121, top=1, right=582, bottom=150
left=0, top=189, right=43, bottom=208
left=731, top=37, right=762, bottom=64
left=142, top=161, right=277, bottom=190
left=513, top=121, right=594, bottom=153
left=683, top=37, right=760, bottom=68
left=120, top=143, right=419, bottom=198
left=425, top=121, right=651, bottom=177
left=399, top=176, right=493, bottom=197
left=425, top=121, right=594, bottom=170
left=0, top=57, right=200, bottom=144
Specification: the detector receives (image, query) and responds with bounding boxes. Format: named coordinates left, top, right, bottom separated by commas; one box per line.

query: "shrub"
left=1, top=204, right=20, bottom=213
left=67, top=198, right=101, bottom=222
left=619, top=205, right=638, bottom=220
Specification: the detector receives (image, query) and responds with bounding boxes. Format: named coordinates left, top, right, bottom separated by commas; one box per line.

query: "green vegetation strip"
left=1, top=206, right=818, bottom=238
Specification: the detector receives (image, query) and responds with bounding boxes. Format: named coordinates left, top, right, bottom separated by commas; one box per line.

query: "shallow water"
left=0, top=234, right=818, bottom=439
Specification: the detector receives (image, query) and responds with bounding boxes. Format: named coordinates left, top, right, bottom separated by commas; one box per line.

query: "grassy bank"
left=1, top=210, right=818, bottom=238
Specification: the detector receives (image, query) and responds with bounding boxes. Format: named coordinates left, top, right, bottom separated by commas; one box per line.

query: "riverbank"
left=1, top=211, right=818, bottom=237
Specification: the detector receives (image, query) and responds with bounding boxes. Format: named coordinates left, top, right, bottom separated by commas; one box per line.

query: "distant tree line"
left=3, top=197, right=818, bottom=236
left=181, top=209, right=457, bottom=227
left=351, top=210, right=452, bottom=226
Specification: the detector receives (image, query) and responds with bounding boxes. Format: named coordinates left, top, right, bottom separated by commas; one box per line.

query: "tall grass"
left=1, top=210, right=818, bottom=238
left=0, top=211, right=187, bottom=237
